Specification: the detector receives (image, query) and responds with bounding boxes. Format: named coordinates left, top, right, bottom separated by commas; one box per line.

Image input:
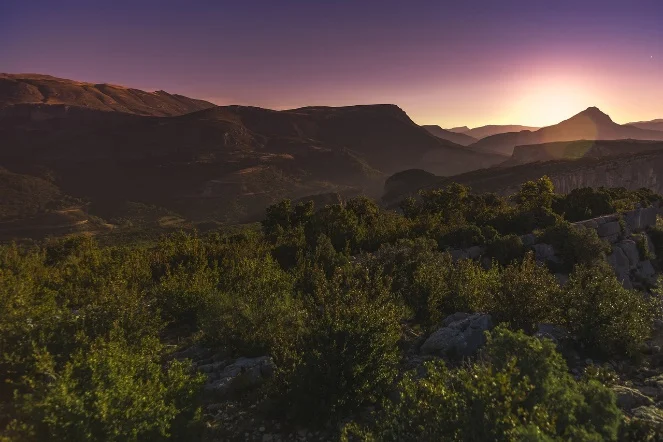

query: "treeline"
left=1, top=178, right=662, bottom=441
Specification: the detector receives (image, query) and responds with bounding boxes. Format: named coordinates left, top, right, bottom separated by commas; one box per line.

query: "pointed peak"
left=566, top=106, right=614, bottom=124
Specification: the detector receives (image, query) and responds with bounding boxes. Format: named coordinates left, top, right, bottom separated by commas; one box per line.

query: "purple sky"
left=1, top=0, right=662, bottom=127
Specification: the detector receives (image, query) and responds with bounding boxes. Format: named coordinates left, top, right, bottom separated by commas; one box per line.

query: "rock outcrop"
left=420, top=313, right=493, bottom=358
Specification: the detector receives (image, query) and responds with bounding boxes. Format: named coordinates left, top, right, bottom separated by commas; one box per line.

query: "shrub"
left=553, top=187, right=615, bottom=222
left=278, top=268, right=402, bottom=426
left=485, top=234, right=525, bottom=265
left=541, top=222, right=610, bottom=272
left=481, top=254, right=562, bottom=333
left=412, top=255, right=497, bottom=327
left=562, top=262, right=660, bottom=357
left=438, top=224, right=484, bottom=249
left=200, top=257, right=304, bottom=358
left=343, top=327, right=621, bottom=441
left=5, top=334, right=205, bottom=442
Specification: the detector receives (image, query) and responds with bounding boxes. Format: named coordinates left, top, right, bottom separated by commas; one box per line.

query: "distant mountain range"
left=471, top=107, right=663, bottom=155
left=421, top=125, right=478, bottom=146
left=627, top=119, right=663, bottom=132
left=448, top=125, right=540, bottom=139
left=0, top=74, right=504, bottom=228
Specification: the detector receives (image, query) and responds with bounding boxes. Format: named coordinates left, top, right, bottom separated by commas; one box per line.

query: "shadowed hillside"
left=0, top=73, right=215, bottom=117
left=0, top=79, right=505, bottom=227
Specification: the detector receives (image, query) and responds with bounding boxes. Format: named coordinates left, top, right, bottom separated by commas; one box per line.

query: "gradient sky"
left=1, top=0, right=662, bottom=127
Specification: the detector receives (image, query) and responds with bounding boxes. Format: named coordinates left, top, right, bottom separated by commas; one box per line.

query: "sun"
left=510, top=80, right=594, bottom=126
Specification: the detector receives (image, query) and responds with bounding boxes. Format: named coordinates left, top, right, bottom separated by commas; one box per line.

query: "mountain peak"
left=573, top=106, right=613, bottom=123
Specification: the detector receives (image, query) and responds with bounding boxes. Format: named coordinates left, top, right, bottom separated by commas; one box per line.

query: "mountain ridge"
left=471, top=107, right=663, bottom=155
left=0, top=73, right=216, bottom=117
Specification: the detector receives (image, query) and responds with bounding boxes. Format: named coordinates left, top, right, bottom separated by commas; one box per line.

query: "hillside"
left=0, top=73, right=215, bottom=117
left=471, top=107, right=663, bottom=155
left=628, top=119, right=663, bottom=132
left=422, top=125, right=478, bottom=145
left=0, top=81, right=505, bottom=227
left=449, top=124, right=540, bottom=139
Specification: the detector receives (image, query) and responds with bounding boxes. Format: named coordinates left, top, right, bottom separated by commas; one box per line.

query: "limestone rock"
left=635, top=260, right=656, bottom=286
left=607, top=247, right=632, bottom=289
left=421, top=313, right=493, bottom=358
left=532, top=243, right=555, bottom=262
left=521, top=233, right=537, bottom=247
left=598, top=221, right=621, bottom=238
left=535, top=323, right=569, bottom=344
left=617, top=240, right=640, bottom=270
left=613, top=385, right=654, bottom=410
left=632, top=406, right=663, bottom=425
left=205, top=356, right=275, bottom=395
left=466, top=246, right=483, bottom=260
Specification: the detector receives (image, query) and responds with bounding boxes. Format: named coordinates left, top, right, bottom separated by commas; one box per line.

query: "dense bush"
left=485, top=234, right=525, bottom=265
left=2, top=181, right=661, bottom=439
left=277, top=268, right=402, bottom=425
left=200, top=256, right=304, bottom=358
left=7, top=334, right=204, bottom=442
left=562, top=262, right=660, bottom=357
left=342, top=327, right=621, bottom=441
left=541, top=221, right=610, bottom=272
left=483, top=254, right=562, bottom=333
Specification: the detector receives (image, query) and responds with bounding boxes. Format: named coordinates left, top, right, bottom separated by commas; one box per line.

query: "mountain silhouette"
left=471, top=107, right=663, bottom=155
left=627, top=119, right=663, bottom=132
left=421, top=125, right=477, bottom=146
left=449, top=124, right=540, bottom=139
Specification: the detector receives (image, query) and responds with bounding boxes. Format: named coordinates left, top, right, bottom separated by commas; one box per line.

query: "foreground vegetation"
left=1, top=178, right=663, bottom=441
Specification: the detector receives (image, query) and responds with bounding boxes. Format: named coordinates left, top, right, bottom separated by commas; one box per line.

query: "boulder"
left=521, top=233, right=537, bottom=247
left=646, top=233, right=657, bottom=258
left=635, top=260, right=656, bottom=286
left=532, top=243, right=555, bottom=262
left=578, top=219, right=599, bottom=229
left=607, top=247, right=632, bottom=289
left=421, top=313, right=493, bottom=358
left=613, top=385, right=654, bottom=410
left=535, top=323, right=569, bottom=344
left=597, top=221, right=621, bottom=238
left=204, top=356, right=275, bottom=395
left=617, top=240, right=640, bottom=269
left=466, top=246, right=483, bottom=260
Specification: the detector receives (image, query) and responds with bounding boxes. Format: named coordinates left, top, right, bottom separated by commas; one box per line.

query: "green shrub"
left=343, top=327, right=621, bottom=441
left=200, top=256, right=304, bottom=358
left=481, top=254, right=562, bottom=333
left=485, top=234, right=525, bottom=265
left=5, top=334, right=204, bottom=442
left=541, top=222, right=610, bottom=272
left=278, top=268, right=402, bottom=426
left=553, top=187, right=615, bottom=222
left=562, top=262, right=659, bottom=357
left=412, top=255, right=497, bottom=327
left=438, top=224, right=484, bottom=249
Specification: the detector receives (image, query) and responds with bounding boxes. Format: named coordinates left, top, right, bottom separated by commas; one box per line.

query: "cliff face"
left=383, top=151, right=663, bottom=205
left=509, top=140, right=663, bottom=166
left=534, top=154, right=663, bottom=195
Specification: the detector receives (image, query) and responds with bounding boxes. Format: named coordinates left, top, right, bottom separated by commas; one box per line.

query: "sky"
left=1, top=0, right=662, bottom=127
